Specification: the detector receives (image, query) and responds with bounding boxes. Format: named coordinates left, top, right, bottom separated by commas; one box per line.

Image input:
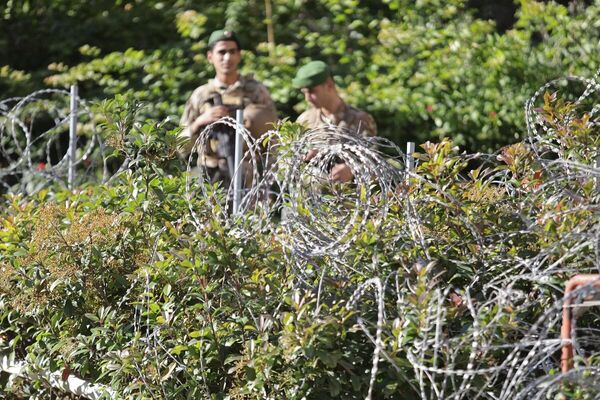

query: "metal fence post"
left=68, top=84, right=78, bottom=190
left=560, top=274, right=600, bottom=373
left=233, top=109, right=244, bottom=214
left=595, top=151, right=600, bottom=193
left=406, top=142, right=415, bottom=174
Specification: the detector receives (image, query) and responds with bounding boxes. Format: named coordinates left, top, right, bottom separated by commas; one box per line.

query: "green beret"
left=292, top=60, right=331, bottom=89
left=208, top=29, right=240, bottom=49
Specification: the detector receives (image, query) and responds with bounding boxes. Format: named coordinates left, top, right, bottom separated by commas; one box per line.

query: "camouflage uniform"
left=296, top=102, right=377, bottom=139
left=296, top=102, right=377, bottom=187
left=180, top=75, right=276, bottom=181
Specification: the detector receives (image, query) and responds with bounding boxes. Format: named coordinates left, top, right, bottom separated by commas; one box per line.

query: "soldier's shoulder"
left=298, top=107, right=319, bottom=119
left=296, top=108, right=319, bottom=126
left=242, top=73, right=258, bottom=83
left=345, top=104, right=376, bottom=136
left=346, top=104, right=373, bottom=120
left=192, top=81, right=216, bottom=96
left=187, top=81, right=215, bottom=102
left=242, top=74, right=268, bottom=90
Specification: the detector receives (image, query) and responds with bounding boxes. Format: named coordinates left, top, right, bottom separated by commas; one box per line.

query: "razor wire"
left=0, top=88, right=109, bottom=195
left=1, top=66, right=600, bottom=399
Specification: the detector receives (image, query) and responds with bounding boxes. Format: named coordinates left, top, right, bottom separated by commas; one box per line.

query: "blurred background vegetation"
left=1, top=0, right=599, bottom=152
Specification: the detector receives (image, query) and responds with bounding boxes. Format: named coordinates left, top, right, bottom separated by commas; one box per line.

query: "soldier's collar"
left=333, top=101, right=348, bottom=118
left=319, top=101, right=347, bottom=124
left=212, top=75, right=245, bottom=90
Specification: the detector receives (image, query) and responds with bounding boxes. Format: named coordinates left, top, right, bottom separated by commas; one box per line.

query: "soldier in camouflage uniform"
left=293, top=60, right=377, bottom=182
left=180, top=29, right=277, bottom=185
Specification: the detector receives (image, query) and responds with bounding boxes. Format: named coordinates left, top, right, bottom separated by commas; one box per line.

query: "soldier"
left=180, top=29, right=277, bottom=185
left=293, top=60, right=377, bottom=182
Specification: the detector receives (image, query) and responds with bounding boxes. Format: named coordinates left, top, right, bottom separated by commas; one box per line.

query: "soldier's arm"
left=179, top=97, right=200, bottom=156
left=246, top=81, right=278, bottom=158
left=179, top=93, right=228, bottom=155
left=191, top=107, right=229, bottom=132
left=253, top=83, right=277, bottom=112
left=331, top=111, right=376, bottom=183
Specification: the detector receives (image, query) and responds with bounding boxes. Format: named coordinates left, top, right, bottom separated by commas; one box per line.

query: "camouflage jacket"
left=180, top=74, right=276, bottom=167
left=296, top=102, right=377, bottom=139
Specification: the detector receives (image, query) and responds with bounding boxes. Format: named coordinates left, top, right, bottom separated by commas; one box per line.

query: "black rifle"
left=210, top=93, right=241, bottom=183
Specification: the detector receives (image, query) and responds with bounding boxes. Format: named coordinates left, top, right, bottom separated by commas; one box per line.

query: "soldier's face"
left=301, top=83, right=329, bottom=108
left=208, top=41, right=241, bottom=75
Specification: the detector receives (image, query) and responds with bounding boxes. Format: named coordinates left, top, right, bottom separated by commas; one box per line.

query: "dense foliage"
left=0, top=91, right=599, bottom=398
left=1, top=1, right=600, bottom=398
left=2, top=0, right=600, bottom=151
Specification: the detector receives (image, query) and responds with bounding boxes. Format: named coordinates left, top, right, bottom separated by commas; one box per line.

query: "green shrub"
left=0, top=92, right=599, bottom=398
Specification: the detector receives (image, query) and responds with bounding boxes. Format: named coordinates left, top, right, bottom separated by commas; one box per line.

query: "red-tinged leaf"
left=62, top=364, right=71, bottom=381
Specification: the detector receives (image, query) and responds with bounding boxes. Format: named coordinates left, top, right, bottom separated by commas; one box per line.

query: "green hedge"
left=0, top=92, right=599, bottom=398
left=2, top=1, right=600, bottom=152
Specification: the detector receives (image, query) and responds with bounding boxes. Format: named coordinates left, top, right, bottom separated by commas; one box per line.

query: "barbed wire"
left=1, top=66, right=599, bottom=399
left=0, top=88, right=106, bottom=195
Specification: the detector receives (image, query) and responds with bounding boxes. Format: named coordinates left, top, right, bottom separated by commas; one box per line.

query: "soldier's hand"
left=192, top=106, right=230, bottom=132
left=330, top=163, right=353, bottom=183
left=303, top=148, right=319, bottom=162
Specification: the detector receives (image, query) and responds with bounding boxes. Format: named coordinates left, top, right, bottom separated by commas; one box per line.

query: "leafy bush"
left=0, top=90, right=599, bottom=398
left=3, top=1, right=600, bottom=151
